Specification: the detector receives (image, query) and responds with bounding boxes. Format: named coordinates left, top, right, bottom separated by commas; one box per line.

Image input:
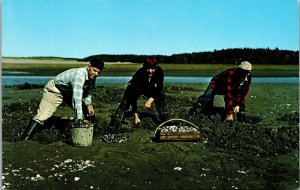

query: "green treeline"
left=83, top=48, right=299, bottom=64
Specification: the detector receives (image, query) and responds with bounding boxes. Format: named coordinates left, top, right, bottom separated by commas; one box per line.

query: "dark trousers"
left=189, top=85, right=215, bottom=116
left=110, top=85, right=169, bottom=128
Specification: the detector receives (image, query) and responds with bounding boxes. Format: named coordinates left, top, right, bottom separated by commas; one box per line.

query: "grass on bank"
left=2, top=60, right=299, bottom=77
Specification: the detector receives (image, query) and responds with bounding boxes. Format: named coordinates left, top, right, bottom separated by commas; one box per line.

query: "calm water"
left=2, top=76, right=299, bottom=85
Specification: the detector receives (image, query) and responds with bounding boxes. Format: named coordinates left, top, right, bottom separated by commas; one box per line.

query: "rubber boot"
left=189, top=85, right=214, bottom=117
left=109, top=97, right=127, bottom=129
left=154, top=92, right=169, bottom=123
left=109, top=111, right=124, bottom=129
left=20, top=120, right=42, bottom=140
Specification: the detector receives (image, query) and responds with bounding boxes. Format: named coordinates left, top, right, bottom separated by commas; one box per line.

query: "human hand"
left=86, top=104, right=94, bottom=117
left=225, top=114, right=233, bottom=121
left=233, top=106, right=240, bottom=113
left=144, top=97, right=154, bottom=110
left=133, top=113, right=141, bottom=126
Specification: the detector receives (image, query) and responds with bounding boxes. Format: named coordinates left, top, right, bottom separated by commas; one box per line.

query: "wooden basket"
left=154, top=119, right=200, bottom=142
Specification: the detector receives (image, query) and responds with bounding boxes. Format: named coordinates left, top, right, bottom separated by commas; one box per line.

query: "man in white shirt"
left=20, top=58, right=104, bottom=140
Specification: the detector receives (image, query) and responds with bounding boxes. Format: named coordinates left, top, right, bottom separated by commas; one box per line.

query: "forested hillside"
left=83, top=48, right=298, bottom=64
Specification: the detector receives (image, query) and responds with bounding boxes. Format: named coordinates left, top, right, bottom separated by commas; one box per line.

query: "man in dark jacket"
left=110, top=57, right=169, bottom=128
left=189, top=61, right=252, bottom=123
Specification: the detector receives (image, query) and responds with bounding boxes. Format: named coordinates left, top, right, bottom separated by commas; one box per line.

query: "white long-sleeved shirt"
left=54, top=67, right=95, bottom=119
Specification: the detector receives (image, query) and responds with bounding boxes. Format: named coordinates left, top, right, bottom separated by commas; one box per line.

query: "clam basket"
left=154, top=119, right=200, bottom=142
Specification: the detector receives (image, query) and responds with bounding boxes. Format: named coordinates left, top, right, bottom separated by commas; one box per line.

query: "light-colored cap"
left=238, top=61, right=252, bottom=71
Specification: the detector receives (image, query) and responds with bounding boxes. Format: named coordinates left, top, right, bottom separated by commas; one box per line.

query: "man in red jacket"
left=110, top=57, right=169, bottom=129
left=189, top=61, right=252, bottom=124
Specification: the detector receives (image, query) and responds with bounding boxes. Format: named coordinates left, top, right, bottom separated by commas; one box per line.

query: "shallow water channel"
left=2, top=76, right=299, bottom=85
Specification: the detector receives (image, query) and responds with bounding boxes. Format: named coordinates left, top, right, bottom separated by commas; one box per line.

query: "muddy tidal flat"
left=2, top=83, right=299, bottom=190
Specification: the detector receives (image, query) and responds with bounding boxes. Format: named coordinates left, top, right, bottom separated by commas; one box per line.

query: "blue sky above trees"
left=3, top=0, right=298, bottom=58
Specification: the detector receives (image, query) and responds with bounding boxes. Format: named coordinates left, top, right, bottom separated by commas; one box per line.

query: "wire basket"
left=154, top=118, right=200, bottom=142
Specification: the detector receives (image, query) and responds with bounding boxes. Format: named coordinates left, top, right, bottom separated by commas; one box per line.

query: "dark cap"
left=90, top=58, right=104, bottom=70
left=143, top=57, right=158, bottom=69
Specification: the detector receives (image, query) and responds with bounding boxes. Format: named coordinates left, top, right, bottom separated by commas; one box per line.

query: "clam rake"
left=153, top=118, right=201, bottom=142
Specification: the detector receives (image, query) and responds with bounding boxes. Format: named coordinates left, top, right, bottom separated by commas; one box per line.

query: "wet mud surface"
left=3, top=99, right=298, bottom=157
left=2, top=84, right=299, bottom=189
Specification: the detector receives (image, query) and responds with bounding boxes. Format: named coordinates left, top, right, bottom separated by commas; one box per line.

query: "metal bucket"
left=71, top=126, right=93, bottom=147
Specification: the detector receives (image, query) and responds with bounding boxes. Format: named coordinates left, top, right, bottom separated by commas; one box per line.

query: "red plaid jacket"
left=209, top=68, right=251, bottom=115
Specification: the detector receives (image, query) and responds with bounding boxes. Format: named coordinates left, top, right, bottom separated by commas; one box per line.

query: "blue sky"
left=2, top=0, right=299, bottom=58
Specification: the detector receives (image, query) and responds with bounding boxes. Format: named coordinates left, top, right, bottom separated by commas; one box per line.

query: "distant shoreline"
left=2, top=58, right=135, bottom=65
left=2, top=57, right=299, bottom=77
